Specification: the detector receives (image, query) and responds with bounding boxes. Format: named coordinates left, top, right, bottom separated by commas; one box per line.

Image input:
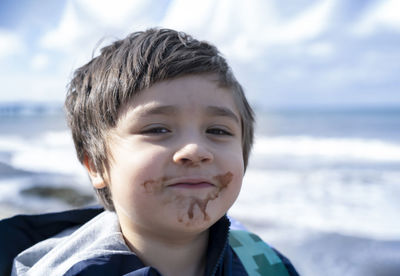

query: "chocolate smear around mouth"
left=141, top=172, right=233, bottom=223
left=186, top=171, right=233, bottom=221
left=142, top=176, right=171, bottom=194
left=213, top=171, right=233, bottom=190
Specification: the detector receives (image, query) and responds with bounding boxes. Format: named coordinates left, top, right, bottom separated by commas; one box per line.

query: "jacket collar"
left=205, top=215, right=231, bottom=275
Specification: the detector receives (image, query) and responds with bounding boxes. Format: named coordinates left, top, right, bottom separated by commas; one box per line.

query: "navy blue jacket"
left=0, top=207, right=299, bottom=275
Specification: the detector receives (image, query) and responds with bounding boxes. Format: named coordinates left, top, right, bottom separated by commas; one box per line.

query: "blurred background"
left=0, top=0, right=399, bottom=275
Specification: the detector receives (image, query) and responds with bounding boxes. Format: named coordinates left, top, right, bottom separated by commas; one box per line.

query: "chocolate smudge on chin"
left=185, top=171, right=233, bottom=222
left=143, top=172, right=234, bottom=224
left=187, top=195, right=213, bottom=221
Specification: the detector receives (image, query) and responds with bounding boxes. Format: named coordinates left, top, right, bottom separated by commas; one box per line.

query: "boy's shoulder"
left=0, top=207, right=105, bottom=275
left=1, top=207, right=298, bottom=276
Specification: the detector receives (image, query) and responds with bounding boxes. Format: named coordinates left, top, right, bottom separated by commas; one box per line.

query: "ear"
left=83, top=154, right=107, bottom=189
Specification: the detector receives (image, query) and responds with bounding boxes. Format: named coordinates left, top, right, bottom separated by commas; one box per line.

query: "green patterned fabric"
left=229, top=230, right=290, bottom=276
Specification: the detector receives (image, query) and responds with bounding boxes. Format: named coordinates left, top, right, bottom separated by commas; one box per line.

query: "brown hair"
left=65, top=28, right=254, bottom=210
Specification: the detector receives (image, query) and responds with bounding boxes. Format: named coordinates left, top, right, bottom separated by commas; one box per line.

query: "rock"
left=21, top=186, right=95, bottom=207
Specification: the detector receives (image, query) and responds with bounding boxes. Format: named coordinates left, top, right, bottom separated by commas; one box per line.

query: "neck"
left=119, top=218, right=209, bottom=276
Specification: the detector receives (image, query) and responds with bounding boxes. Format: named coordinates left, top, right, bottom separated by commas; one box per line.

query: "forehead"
left=120, top=74, right=241, bottom=119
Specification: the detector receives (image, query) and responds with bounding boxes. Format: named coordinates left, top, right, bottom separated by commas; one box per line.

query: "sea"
left=0, top=103, right=399, bottom=276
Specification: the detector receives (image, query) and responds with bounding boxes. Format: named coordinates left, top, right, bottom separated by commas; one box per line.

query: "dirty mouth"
left=169, top=182, right=214, bottom=189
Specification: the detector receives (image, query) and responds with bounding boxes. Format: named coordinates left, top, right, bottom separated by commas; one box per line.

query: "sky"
left=0, top=0, right=399, bottom=109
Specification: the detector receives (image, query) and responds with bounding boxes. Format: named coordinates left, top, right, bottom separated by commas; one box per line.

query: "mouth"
left=167, top=177, right=215, bottom=189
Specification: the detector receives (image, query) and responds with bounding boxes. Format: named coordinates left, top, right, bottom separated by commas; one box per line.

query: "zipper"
left=209, top=238, right=229, bottom=276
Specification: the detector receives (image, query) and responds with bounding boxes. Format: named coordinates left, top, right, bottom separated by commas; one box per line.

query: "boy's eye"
left=206, top=128, right=233, bottom=136
left=141, top=127, right=171, bottom=134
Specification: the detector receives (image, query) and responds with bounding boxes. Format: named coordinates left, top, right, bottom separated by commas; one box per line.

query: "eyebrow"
left=206, top=106, right=240, bottom=124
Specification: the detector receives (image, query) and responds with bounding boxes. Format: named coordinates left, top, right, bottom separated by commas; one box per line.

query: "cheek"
left=226, top=170, right=243, bottom=203
left=215, top=145, right=244, bottom=199
left=222, top=152, right=244, bottom=204
left=224, top=147, right=245, bottom=179
left=111, top=144, right=167, bottom=180
left=107, top=149, right=168, bottom=209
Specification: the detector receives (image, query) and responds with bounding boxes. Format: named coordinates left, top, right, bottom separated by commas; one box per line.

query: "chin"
left=174, top=208, right=225, bottom=233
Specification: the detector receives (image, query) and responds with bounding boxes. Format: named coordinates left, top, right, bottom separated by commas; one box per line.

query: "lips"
left=167, top=177, right=215, bottom=189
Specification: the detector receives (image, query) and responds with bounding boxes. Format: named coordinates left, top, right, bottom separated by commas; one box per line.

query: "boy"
left=2, top=28, right=298, bottom=275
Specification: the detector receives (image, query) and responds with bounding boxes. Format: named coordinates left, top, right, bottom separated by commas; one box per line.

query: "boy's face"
left=96, top=74, right=244, bottom=237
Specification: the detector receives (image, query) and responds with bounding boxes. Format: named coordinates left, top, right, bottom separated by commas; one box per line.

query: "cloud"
left=1, top=0, right=171, bottom=103
left=0, top=0, right=399, bottom=107
left=0, top=29, right=24, bottom=59
left=39, top=0, right=336, bottom=64
left=38, top=0, right=169, bottom=71
left=162, top=0, right=336, bottom=61
left=265, top=0, right=335, bottom=44
left=40, top=0, right=165, bottom=52
left=307, top=42, right=335, bottom=58
left=40, top=1, right=87, bottom=52
left=353, top=0, right=400, bottom=35
left=31, top=53, right=50, bottom=71
left=77, top=0, right=161, bottom=26
left=0, top=72, right=66, bottom=102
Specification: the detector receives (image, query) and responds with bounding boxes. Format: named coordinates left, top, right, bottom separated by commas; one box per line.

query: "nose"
left=173, top=143, right=214, bottom=166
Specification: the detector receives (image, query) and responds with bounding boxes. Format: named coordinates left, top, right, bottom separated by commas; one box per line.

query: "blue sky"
left=0, top=0, right=399, bottom=108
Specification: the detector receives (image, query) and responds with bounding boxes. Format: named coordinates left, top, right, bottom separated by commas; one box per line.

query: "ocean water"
left=232, top=108, right=400, bottom=239
left=0, top=105, right=399, bottom=275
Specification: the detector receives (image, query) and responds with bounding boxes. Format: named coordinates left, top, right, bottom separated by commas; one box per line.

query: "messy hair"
left=65, top=28, right=254, bottom=210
